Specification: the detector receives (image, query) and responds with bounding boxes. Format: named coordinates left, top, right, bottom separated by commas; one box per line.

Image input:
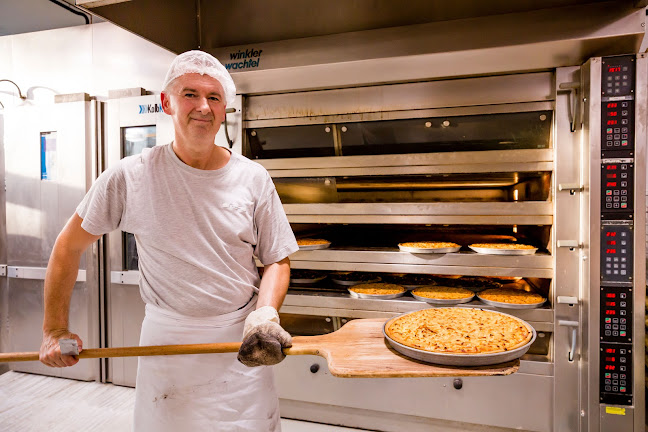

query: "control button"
left=620, top=374, right=626, bottom=379
left=606, top=190, right=612, bottom=195
left=620, top=316, right=626, bottom=321
left=605, top=385, right=612, bottom=391
left=622, top=101, right=628, bottom=107
left=606, top=257, right=612, bottom=262
left=621, top=134, right=628, bottom=139
left=620, top=380, right=626, bottom=386
left=612, top=386, right=618, bottom=392
left=606, top=379, right=612, bottom=385
left=621, top=181, right=627, bottom=187
left=613, top=331, right=618, bottom=336
left=621, top=190, right=627, bottom=195
left=622, top=110, right=628, bottom=116
left=621, top=172, right=627, bottom=178
left=613, top=203, right=619, bottom=208
left=620, top=387, right=626, bottom=393
left=606, top=264, right=612, bottom=269
left=606, top=203, right=612, bottom=209
left=613, top=374, right=619, bottom=379
left=620, top=270, right=626, bottom=275
left=605, top=317, right=612, bottom=323
left=620, top=366, right=626, bottom=372
left=613, top=380, right=618, bottom=385
left=607, top=141, right=613, bottom=146
left=613, top=318, right=619, bottom=323
left=622, top=119, right=628, bottom=125
left=620, top=203, right=627, bottom=208
left=620, top=349, right=626, bottom=354
left=620, top=310, right=626, bottom=315
left=622, top=127, right=628, bottom=133
left=605, top=324, right=611, bottom=329
left=614, top=134, right=620, bottom=139
left=612, top=324, right=619, bottom=330
left=605, top=373, right=611, bottom=378
left=620, top=331, right=626, bottom=337
left=613, top=196, right=619, bottom=202
left=613, top=190, right=620, bottom=195
left=620, top=302, right=626, bottom=307
left=605, top=330, right=611, bottom=336
left=620, top=257, right=626, bottom=262
left=613, top=257, right=619, bottom=262
left=614, top=128, right=620, bottom=133
left=620, top=356, right=626, bottom=363
left=620, top=325, right=626, bottom=330
left=621, top=241, right=627, bottom=246
left=621, top=196, right=627, bottom=202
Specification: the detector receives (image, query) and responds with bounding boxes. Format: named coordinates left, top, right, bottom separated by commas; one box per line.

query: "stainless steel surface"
left=382, top=309, right=537, bottom=366
left=630, top=53, right=647, bottom=432
left=0, top=265, right=6, bottom=277
left=245, top=75, right=553, bottom=122
left=3, top=100, right=101, bottom=381
left=409, top=293, right=475, bottom=305
left=553, top=65, right=584, bottom=432
left=7, top=266, right=86, bottom=282
left=476, top=296, right=546, bottom=310
left=468, top=246, right=538, bottom=256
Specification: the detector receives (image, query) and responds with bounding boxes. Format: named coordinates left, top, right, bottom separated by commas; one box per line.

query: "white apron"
left=133, top=297, right=281, bottom=432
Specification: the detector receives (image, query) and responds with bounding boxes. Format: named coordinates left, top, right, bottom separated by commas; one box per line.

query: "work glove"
left=39, top=329, right=83, bottom=368
left=237, top=306, right=292, bottom=367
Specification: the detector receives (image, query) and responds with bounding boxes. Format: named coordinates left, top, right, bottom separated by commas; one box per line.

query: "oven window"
left=339, top=111, right=552, bottom=156
left=245, top=124, right=335, bottom=159
left=121, top=125, right=157, bottom=271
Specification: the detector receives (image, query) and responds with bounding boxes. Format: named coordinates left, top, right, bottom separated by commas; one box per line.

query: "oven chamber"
left=240, top=61, right=645, bottom=432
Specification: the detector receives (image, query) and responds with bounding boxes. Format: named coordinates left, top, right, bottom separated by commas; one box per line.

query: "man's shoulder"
left=230, top=151, right=270, bottom=178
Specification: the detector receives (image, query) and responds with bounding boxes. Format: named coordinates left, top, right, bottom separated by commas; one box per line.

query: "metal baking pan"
left=298, top=242, right=331, bottom=250
left=291, top=276, right=327, bottom=284
left=411, top=292, right=475, bottom=305
left=331, top=278, right=381, bottom=286
left=399, top=245, right=461, bottom=254
left=477, top=295, right=546, bottom=309
left=468, top=246, right=537, bottom=255
left=383, top=308, right=536, bottom=366
left=349, top=289, right=406, bottom=300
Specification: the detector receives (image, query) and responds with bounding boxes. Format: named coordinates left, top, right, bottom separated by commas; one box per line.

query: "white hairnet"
left=162, top=50, right=236, bottom=107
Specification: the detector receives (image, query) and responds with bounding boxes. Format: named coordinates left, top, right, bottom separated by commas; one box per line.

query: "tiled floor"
left=0, top=371, right=370, bottom=431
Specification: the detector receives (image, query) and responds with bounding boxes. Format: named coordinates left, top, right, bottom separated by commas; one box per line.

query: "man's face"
left=161, top=73, right=227, bottom=143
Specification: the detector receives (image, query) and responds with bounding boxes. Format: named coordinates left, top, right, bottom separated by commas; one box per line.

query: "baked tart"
left=399, top=242, right=461, bottom=254
left=297, top=238, right=331, bottom=250
left=348, top=282, right=406, bottom=299
left=469, top=243, right=537, bottom=255
left=411, top=286, right=475, bottom=305
left=477, top=288, right=546, bottom=308
left=385, top=308, right=533, bottom=355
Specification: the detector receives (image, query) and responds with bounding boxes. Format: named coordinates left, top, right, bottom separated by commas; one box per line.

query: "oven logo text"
left=139, top=103, right=162, bottom=114
left=225, top=48, right=263, bottom=71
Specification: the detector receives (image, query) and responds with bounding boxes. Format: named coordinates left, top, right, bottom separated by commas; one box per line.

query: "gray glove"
left=237, top=306, right=292, bottom=367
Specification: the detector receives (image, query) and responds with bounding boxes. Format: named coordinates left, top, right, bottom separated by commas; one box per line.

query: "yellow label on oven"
left=605, top=406, right=626, bottom=416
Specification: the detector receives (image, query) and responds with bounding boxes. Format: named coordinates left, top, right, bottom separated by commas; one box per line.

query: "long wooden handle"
left=0, top=342, right=243, bottom=363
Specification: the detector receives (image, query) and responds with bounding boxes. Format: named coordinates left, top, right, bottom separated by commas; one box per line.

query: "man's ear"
left=160, top=91, right=173, bottom=115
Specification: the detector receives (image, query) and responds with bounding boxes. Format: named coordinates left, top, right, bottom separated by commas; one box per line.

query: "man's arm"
left=256, top=256, right=291, bottom=310
left=40, top=213, right=100, bottom=367
left=237, top=257, right=292, bottom=367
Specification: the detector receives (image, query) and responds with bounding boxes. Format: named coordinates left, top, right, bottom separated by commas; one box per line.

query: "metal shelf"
left=285, top=202, right=552, bottom=225
left=281, top=291, right=554, bottom=330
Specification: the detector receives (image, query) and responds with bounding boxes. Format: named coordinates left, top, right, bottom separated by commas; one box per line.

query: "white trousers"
left=133, top=298, right=281, bottom=432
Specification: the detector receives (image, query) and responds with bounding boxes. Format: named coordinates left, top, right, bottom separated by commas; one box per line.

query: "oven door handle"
left=558, top=320, right=579, bottom=362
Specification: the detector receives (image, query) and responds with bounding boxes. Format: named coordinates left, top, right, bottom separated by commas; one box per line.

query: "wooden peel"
left=0, top=318, right=518, bottom=378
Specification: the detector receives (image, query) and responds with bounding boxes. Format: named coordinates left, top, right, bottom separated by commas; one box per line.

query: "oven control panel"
left=598, top=54, right=635, bottom=407
left=600, top=223, right=634, bottom=282
left=599, top=342, right=633, bottom=405
left=601, top=161, right=634, bottom=214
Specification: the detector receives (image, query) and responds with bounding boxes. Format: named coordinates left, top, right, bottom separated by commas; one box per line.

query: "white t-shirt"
left=76, top=144, right=298, bottom=317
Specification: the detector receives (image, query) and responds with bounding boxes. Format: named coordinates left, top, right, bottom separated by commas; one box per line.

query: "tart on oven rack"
left=468, top=243, right=537, bottom=255
left=348, top=282, right=406, bottom=299
left=411, top=286, right=475, bottom=304
left=296, top=238, right=331, bottom=250
left=477, top=288, right=546, bottom=309
left=398, top=241, right=461, bottom=254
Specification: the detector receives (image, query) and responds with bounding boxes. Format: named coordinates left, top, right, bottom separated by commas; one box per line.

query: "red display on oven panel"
left=606, top=310, right=617, bottom=315
left=606, top=232, right=617, bottom=237
left=605, top=365, right=616, bottom=371
left=605, top=301, right=616, bottom=307
left=606, top=165, right=617, bottom=170
left=606, top=240, right=616, bottom=246
left=607, top=102, right=618, bottom=108
left=606, top=182, right=617, bottom=187
left=605, top=348, right=616, bottom=354
left=609, top=112, right=618, bottom=117
left=606, top=174, right=617, bottom=179
left=606, top=249, right=617, bottom=254
left=606, top=293, right=616, bottom=298
left=605, top=357, right=616, bottom=362
left=608, top=66, right=622, bottom=73
left=607, top=120, right=618, bottom=125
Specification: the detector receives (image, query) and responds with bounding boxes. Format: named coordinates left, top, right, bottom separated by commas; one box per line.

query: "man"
left=39, top=50, right=298, bottom=431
